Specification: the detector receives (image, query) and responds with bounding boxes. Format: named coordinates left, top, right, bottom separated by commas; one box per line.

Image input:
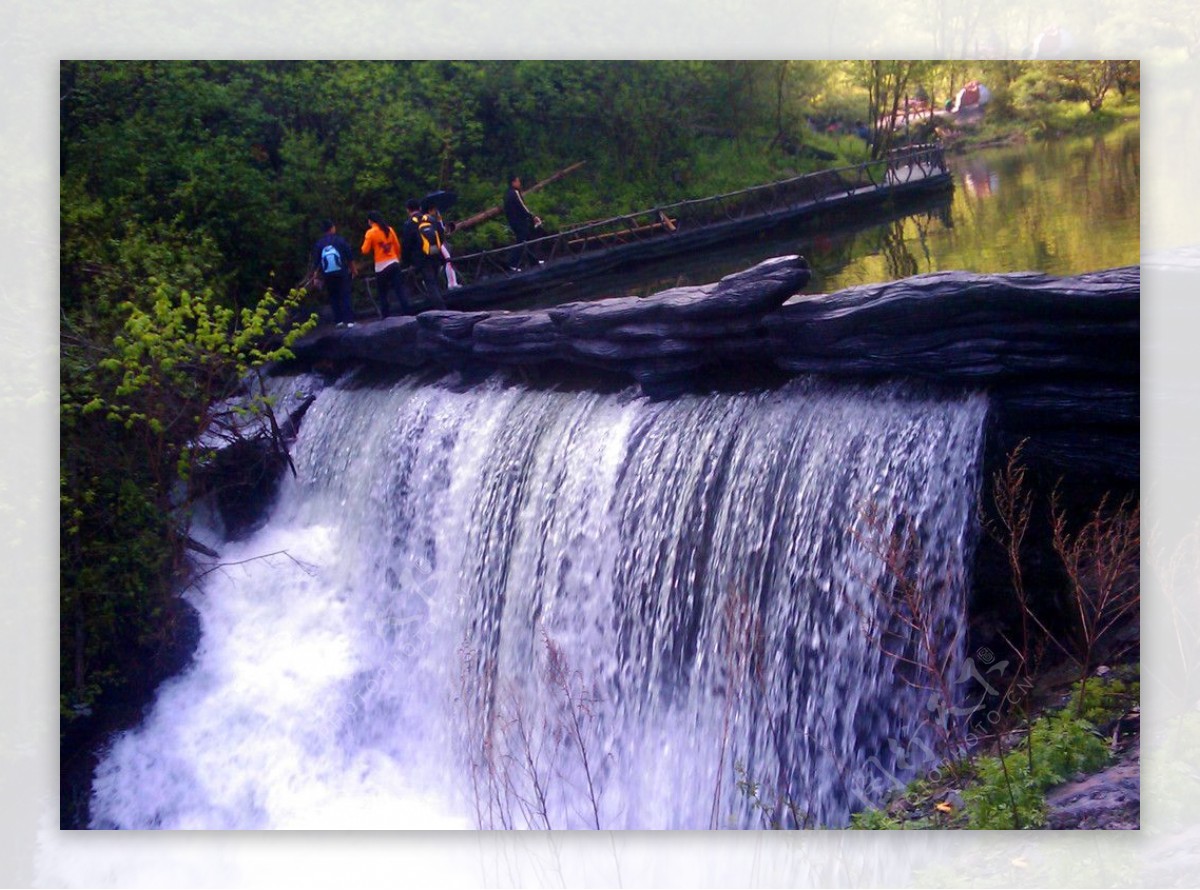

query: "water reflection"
left=512, top=125, right=1138, bottom=307
left=961, top=161, right=999, bottom=199
left=811, top=124, right=1137, bottom=290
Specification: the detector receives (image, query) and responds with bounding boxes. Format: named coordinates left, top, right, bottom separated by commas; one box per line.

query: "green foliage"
left=962, top=710, right=1110, bottom=829
left=1068, top=673, right=1139, bottom=726
left=849, top=679, right=1124, bottom=831
left=849, top=807, right=907, bottom=829
left=60, top=471, right=175, bottom=717
left=980, top=62, right=1140, bottom=140
left=94, top=284, right=312, bottom=427
left=61, top=60, right=884, bottom=281
left=62, top=60, right=1138, bottom=278
left=846, top=769, right=957, bottom=831
left=60, top=218, right=316, bottom=719
left=1010, top=69, right=1088, bottom=107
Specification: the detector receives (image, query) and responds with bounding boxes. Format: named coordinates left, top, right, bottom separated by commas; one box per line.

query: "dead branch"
left=454, top=162, right=587, bottom=231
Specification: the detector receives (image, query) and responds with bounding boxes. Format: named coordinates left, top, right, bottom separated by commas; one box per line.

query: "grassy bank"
left=937, top=85, right=1139, bottom=153
left=849, top=668, right=1139, bottom=830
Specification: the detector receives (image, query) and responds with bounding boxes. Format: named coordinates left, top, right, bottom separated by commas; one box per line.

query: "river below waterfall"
left=90, top=371, right=988, bottom=830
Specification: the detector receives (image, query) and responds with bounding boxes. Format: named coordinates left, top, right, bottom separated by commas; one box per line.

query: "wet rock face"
left=202, top=437, right=291, bottom=541
left=1045, top=740, right=1140, bottom=830
left=766, top=267, right=1138, bottom=381
left=768, top=266, right=1140, bottom=480
left=192, top=371, right=331, bottom=540
left=286, top=258, right=1138, bottom=480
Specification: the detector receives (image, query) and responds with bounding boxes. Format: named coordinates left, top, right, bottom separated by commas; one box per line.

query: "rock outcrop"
left=766, top=265, right=1139, bottom=480
left=192, top=371, right=331, bottom=540
left=286, top=257, right=1139, bottom=481
left=292, top=255, right=813, bottom=393
left=1045, top=739, right=1140, bottom=830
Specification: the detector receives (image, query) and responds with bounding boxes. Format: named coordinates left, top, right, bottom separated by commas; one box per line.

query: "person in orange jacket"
left=361, top=211, right=410, bottom=317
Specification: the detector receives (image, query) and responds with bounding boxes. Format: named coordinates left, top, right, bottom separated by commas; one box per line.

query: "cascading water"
left=90, top=370, right=988, bottom=830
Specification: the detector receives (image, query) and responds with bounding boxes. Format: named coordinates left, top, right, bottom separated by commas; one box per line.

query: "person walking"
left=400, top=199, right=447, bottom=311
left=503, top=173, right=542, bottom=271
left=361, top=211, right=408, bottom=317
left=422, top=201, right=460, bottom=289
left=312, top=219, right=356, bottom=327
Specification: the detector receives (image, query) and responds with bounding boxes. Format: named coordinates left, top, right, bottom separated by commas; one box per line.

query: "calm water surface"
left=521, top=124, right=1139, bottom=305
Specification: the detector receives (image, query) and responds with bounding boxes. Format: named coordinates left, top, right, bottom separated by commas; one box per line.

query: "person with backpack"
left=422, top=201, right=460, bottom=290
left=361, top=211, right=409, bottom=317
left=312, top=219, right=356, bottom=327
left=401, top=199, right=447, bottom=311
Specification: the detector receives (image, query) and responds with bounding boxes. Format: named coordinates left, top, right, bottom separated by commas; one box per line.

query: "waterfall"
left=90, top=370, right=988, bottom=830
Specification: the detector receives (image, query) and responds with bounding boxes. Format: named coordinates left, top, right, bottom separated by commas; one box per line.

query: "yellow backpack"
left=417, top=213, right=442, bottom=256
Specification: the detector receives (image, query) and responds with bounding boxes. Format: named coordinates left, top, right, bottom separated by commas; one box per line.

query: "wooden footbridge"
left=365, top=143, right=952, bottom=311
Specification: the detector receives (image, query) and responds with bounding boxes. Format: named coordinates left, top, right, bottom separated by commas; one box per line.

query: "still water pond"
left=532, top=123, right=1139, bottom=303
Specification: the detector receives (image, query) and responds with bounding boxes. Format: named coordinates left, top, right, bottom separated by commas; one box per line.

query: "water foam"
left=91, top=372, right=987, bottom=829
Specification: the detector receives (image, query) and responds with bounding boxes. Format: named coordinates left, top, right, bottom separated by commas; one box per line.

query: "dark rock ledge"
left=286, top=257, right=1138, bottom=482
left=290, top=256, right=814, bottom=391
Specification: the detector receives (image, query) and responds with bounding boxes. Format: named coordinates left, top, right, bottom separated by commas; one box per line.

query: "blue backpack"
left=320, top=243, right=343, bottom=274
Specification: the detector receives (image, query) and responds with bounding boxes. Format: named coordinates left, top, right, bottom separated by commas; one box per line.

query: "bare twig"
left=1050, top=488, right=1140, bottom=712
left=849, top=503, right=970, bottom=766
left=184, top=548, right=317, bottom=590
left=456, top=628, right=609, bottom=829
left=710, top=589, right=764, bottom=828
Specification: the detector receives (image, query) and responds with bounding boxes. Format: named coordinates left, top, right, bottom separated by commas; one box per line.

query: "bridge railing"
left=446, top=144, right=948, bottom=287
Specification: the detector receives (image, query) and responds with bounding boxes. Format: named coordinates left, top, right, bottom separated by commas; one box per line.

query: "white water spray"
left=91, top=371, right=987, bottom=829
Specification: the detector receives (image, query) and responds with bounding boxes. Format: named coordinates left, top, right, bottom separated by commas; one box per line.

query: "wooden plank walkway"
left=350, top=145, right=952, bottom=313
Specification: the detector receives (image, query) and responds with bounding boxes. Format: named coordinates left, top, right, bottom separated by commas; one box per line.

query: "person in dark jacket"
left=400, top=199, right=422, bottom=267
left=401, top=199, right=447, bottom=311
left=503, top=174, right=542, bottom=271
left=312, top=219, right=356, bottom=327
